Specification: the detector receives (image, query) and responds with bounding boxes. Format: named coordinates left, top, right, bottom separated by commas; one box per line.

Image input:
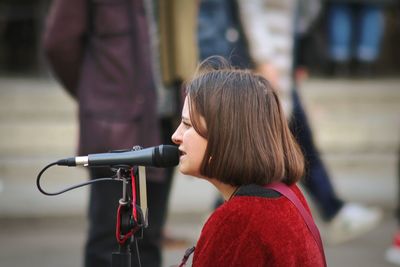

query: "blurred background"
left=0, top=0, right=399, bottom=266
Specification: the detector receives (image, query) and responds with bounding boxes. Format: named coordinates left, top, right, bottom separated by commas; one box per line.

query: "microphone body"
left=58, top=145, right=179, bottom=168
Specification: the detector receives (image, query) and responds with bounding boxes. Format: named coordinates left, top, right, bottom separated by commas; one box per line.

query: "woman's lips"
left=179, top=149, right=186, bottom=160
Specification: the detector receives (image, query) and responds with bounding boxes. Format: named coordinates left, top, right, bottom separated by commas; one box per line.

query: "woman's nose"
left=171, top=127, right=182, bottom=145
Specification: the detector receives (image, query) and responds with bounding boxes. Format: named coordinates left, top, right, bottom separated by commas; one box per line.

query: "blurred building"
left=1, top=1, right=399, bottom=77
left=0, top=0, right=50, bottom=76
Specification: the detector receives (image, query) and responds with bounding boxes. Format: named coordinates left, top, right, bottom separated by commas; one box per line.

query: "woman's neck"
left=209, top=179, right=239, bottom=201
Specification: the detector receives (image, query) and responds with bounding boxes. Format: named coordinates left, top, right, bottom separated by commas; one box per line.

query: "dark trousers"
left=84, top=167, right=173, bottom=267
left=84, top=118, right=176, bottom=267
left=290, top=88, right=344, bottom=221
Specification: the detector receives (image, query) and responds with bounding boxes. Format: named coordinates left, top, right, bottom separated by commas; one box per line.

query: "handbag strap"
left=265, top=182, right=327, bottom=267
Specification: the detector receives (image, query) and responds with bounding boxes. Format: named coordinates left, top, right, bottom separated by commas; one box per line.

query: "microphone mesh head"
left=154, top=145, right=179, bottom=167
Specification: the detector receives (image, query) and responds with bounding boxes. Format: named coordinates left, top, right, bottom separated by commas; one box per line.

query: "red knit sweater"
left=192, top=184, right=325, bottom=267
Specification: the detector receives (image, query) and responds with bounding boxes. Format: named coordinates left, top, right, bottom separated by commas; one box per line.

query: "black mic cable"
left=36, top=161, right=119, bottom=196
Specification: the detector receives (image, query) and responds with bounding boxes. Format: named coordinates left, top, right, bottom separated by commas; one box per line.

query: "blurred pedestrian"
left=148, top=0, right=198, bottom=247
left=239, top=0, right=384, bottom=244
left=43, top=0, right=170, bottom=266
left=325, top=0, right=396, bottom=77
left=198, top=0, right=383, bottom=244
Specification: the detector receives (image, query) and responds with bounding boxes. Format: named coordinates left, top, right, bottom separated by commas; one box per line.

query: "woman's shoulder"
left=211, top=183, right=313, bottom=236
left=194, top=184, right=322, bottom=266
left=206, top=184, right=302, bottom=228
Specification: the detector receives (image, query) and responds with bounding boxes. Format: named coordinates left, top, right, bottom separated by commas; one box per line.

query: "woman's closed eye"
left=181, top=118, right=192, bottom=128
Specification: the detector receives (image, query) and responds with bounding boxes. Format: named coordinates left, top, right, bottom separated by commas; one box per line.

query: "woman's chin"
left=179, top=167, right=200, bottom=178
left=178, top=166, right=189, bottom=175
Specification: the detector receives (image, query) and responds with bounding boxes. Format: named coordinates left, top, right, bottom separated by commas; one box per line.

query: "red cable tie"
left=130, top=168, right=138, bottom=221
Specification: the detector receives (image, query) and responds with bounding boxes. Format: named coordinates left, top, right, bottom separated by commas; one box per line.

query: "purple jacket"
left=43, top=0, right=161, bottom=162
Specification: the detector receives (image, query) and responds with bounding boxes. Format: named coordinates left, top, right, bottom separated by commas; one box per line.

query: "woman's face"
left=171, top=97, right=208, bottom=177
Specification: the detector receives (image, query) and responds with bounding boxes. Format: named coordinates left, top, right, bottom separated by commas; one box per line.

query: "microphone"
left=57, top=145, right=179, bottom=168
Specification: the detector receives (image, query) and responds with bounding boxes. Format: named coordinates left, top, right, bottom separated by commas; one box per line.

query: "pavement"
left=0, top=210, right=398, bottom=267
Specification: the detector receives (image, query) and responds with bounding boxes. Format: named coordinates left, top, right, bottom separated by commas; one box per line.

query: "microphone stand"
left=112, top=167, right=146, bottom=267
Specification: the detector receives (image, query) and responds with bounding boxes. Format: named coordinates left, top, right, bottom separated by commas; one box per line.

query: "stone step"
left=0, top=176, right=88, bottom=217
left=0, top=152, right=396, bottom=215
left=0, top=121, right=77, bottom=157
left=322, top=153, right=398, bottom=207
left=1, top=152, right=395, bottom=181
left=2, top=116, right=397, bottom=157
left=1, top=78, right=398, bottom=106
left=0, top=156, right=88, bottom=216
left=0, top=79, right=75, bottom=121
left=1, top=78, right=398, bottom=117
left=0, top=77, right=78, bottom=157
left=299, top=78, right=400, bottom=153
left=312, top=119, right=399, bottom=153
left=328, top=173, right=397, bottom=209
left=300, top=78, right=400, bottom=103
left=1, top=78, right=398, bottom=156
left=0, top=77, right=75, bottom=111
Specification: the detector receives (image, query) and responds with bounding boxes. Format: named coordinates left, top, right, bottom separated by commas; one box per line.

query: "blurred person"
left=325, top=0, right=396, bottom=77
left=294, top=0, right=323, bottom=81
left=197, top=0, right=253, bottom=211
left=43, top=0, right=172, bottom=266
left=172, top=57, right=326, bottom=266
left=198, top=0, right=383, bottom=244
left=238, top=0, right=383, bottom=244
left=148, top=0, right=198, bottom=247
left=197, top=0, right=252, bottom=70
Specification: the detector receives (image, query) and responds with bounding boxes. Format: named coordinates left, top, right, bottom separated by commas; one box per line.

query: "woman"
left=172, top=58, right=326, bottom=266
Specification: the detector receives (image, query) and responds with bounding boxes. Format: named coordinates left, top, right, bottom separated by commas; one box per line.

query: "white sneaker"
left=385, top=231, right=400, bottom=265
left=327, top=203, right=383, bottom=244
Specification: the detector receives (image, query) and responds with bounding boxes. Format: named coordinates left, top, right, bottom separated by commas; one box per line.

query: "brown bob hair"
left=184, top=57, right=304, bottom=186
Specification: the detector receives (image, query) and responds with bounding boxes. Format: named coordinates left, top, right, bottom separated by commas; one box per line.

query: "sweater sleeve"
left=42, top=0, right=87, bottom=99
left=193, top=200, right=269, bottom=267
